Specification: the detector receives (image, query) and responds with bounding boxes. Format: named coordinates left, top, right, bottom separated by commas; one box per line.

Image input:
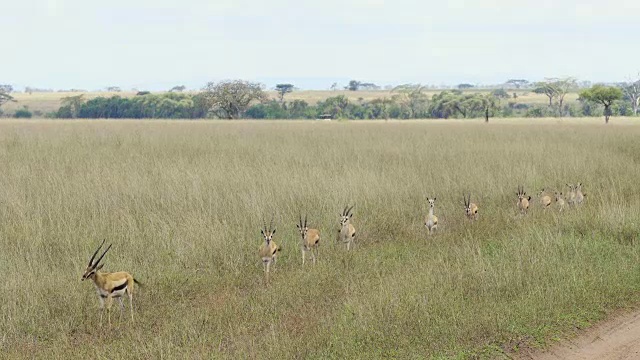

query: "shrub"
left=14, top=108, right=33, bottom=118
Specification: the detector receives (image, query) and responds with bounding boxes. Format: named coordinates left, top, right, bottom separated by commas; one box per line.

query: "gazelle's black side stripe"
left=111, top=281, right=128, bottom=293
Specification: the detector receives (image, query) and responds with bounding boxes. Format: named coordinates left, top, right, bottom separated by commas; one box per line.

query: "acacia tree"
left=391, top=84, right=430, bottom=118
left=579, top=85, right=623, bottom=124
left=619, top=79, right=640, bottom=115
left=346, top=80, right=361, bottom=91
left=60, top=94, right=85, bottom=118
left=0, top=84, right=15, bottom=109
left=275, top=84, right=294, bottom=103
left=170, top=85, right=186, bottom=92
left=505, top=79, right=529, bottom=89
left=554, top=77, right=577, bottom=115
left=533, top=80, right=559, bottom=106
left=202, top=80, right=268, bottom=119
left=475, top=93, right=500, bottom=123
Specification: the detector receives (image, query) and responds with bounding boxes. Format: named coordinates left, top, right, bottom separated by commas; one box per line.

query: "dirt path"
left=520, top=309, right=640, bottom=360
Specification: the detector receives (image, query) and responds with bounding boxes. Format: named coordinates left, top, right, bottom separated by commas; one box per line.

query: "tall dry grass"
left=1, top=119, right=639, bottom=359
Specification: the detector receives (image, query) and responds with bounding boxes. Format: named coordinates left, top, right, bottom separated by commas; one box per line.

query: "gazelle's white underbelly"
left=96, top=285, right=127, bottom=298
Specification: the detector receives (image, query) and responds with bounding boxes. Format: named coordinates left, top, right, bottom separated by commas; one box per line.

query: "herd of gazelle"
left=81, top=184, right=586, bottom=326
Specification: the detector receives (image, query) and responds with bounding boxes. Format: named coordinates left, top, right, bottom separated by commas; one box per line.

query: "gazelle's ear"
left=349, top=213, right=353, bottom=218
left=433, top=197, right=436, bottom=201
left=272, top=228, right=276, bottom=235
left=260, top=229, right=265, bottom=236
left=96, top=264, right=104, bottom=271
left=296, top=224, right=300, bottom=229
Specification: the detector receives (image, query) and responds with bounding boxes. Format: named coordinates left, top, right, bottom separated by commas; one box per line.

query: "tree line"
left=1, top=77, right=639, bottom=122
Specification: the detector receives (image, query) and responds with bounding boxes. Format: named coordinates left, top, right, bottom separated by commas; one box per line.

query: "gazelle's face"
left=81, top=263, right=103, bottom=281
left=81, top=265, right=94, bottom=281
left=340, top=214, right=352, bottom=227
left=428, top=198, right=436, bottom=208
left=555, top=192, right=563, bottom=201
left=261, top=229, right=275, bottom=244
left=296, top=224, right=308, bottom=238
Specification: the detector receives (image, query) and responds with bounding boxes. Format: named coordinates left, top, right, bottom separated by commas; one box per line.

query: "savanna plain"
left=1, top=118, right=640, bottom=359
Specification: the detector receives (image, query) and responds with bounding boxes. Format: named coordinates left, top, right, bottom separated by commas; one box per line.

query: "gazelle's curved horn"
left=342, top=205, right=348, bottom=216
left=346, top=205, right=354, bottom=216
left=93, top=243, right=112, bottom=268
left=88, top=239, right=106, bottom=266
left=269, top=217, right=274, bottom=233
left=304, top=214, right=308, bottom=228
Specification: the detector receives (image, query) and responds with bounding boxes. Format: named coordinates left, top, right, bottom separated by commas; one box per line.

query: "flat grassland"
left=1, top=119, right=639, bottom=359
left=4, top=89, right=578, bottom=114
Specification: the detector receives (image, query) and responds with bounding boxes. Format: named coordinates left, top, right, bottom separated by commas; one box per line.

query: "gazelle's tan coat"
left=538, top=189, right=552, bottom=209
left=463, top=194, right=479, bottom=221
left=555, top=191, right=566, bottom=212
left=517, top=185, right=532, bottom=215
left=566, top=184, right=577, bottom=206
left=339, top=205, right=356, bottom=250
left=425, top=197, right=438, bottom=234
left=81, top=240, right=140, bottom=327
left=259, top=219, right=279, bottom=284
left=297, top=215, right=320, bottom=265
left=575, top=183, right=586, bottom=205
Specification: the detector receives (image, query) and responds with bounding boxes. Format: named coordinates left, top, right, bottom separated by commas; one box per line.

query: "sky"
left=2, top=0, right=639, bottom=91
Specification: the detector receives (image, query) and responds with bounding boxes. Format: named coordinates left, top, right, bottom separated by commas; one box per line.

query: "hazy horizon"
left=3, top=0, right=639, bottom=91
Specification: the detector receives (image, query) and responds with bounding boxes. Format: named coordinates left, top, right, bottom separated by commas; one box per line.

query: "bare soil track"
left=521, top=309, right=640, bottom=360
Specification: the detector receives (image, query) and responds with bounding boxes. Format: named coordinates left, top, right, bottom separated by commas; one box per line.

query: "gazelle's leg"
left=106, top=295, right=113, bottom=327
left=118, top=298, right=125, bottom=321
left=266, top=261, right=271, bottom=284
left=302, top=247, right=305, bottom=266
left=129, top=290, right=134, bottom=322
left=98, top=296, right=105, bottom=327
left=311, top=246, right=316, bottom=265
left=263, top=262, right=267, bottom=283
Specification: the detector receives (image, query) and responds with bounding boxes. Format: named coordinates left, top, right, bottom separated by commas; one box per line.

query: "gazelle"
left=516, top=185, right=532, bottom=215
left=554, top=191, right=566, bottom=212
left=81, top=240, right=141, bottom=327
left=424, top=197, right=438, bottom=235
left=566, top=184, right=577, bottom=206
left=538, top=188, right=552, bottom=209
left=338, top=205, right=356, bottom=250
left=575, top=183, right=586, bottom=205
left=463, top=193, right=479, bottom=221
left=259, top=219, right=280, bottom=283
left=297, top=214, right=321, bottom=265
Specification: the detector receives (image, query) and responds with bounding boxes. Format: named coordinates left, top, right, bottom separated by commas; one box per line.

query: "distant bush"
left=491, top=88, right=510, bottom=99
left=15, top=108, right=33, bottom=118
left=525, top=105, right=553, bottom=118
left=54, top=93, right=209, bottom=119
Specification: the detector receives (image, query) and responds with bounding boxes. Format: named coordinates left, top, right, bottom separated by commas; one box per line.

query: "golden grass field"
left=3, top=89, right=579, bottom=115
left=1, top=118, right=639, bottom=359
